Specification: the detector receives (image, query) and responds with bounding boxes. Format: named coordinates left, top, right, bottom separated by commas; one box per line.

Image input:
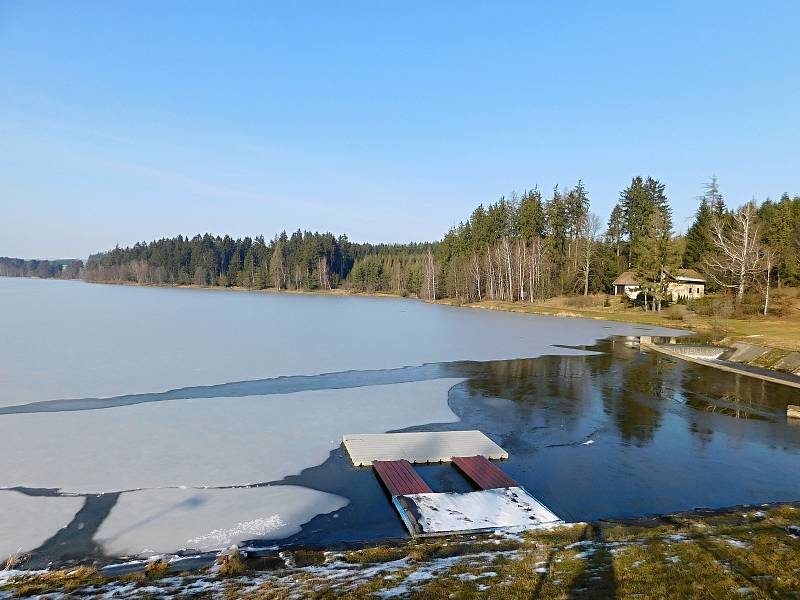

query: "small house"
left=611, top=269, right=705, bottom=301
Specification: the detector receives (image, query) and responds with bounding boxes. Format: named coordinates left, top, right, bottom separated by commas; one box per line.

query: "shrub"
left=667, top=305, right=688, bottom=321
left=565, top=295, right=603, bottom=309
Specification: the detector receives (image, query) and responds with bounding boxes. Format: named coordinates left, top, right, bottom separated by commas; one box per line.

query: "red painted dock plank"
left=373, top=459, right=433, bottom=496
left=452, top=455, right=518, bottom=490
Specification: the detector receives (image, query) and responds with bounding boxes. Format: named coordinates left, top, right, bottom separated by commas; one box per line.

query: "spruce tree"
left=517, top=189, right=545, bottom=241
left=704, top=176, right=725, bottom=216
left=684, top=198, right=714, bottom=268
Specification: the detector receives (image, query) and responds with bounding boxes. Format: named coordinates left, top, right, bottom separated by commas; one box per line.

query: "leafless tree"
left=422, top=248, right=437, bottom=300
left=577, top=213, right=602, bottom=296
left=760, top=246, right=777, bottom=315
left=703, top=202, right=765, bottom=303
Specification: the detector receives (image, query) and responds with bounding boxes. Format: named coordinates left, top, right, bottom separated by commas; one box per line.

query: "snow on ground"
left=95, top=486, right=348, bottom=556
left=0, top=378, right=462, bottom=492
left=405, top=487, right=561, bottom=533
left=0, top=278, right=685, bottom=407
left=0, top=549, right=524, bottom=599
left=0, top=491, right=83, bottom=559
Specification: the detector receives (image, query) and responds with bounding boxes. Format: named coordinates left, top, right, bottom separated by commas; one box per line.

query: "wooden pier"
left=351, top=430, right=561, bottom=537
left=373, top=459, right=433, bottom=496
left=452, top=455, right=519, bottom=490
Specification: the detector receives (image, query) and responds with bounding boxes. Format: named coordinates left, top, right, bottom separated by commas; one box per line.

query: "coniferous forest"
left=6, top=177, right=800, bottom=313
left=0, top=257, right=83, bottom=279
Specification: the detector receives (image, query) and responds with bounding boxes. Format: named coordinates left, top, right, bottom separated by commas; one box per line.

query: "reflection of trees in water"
left=462, top=338, right=673, bottom=447
left=464, top=356, right=589, bottom=416
left=600, top=351, right=669, bottom=446
left=461, top=337, right=799, bottom=452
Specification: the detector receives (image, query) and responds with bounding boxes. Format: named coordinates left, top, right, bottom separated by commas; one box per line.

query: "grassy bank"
left=4, top=503, right=799, bottom=599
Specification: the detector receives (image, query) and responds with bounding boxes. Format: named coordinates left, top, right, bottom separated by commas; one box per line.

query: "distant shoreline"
left=10, top=275, right=800, bottom=358
left=80, top=277, right=412, bottom=301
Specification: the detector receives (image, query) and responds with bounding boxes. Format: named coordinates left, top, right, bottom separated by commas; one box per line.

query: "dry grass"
left=228, top=504, right=800, bottom=599
left=4, top=506, right=800, bottom=598
left=144, top=558, right=170, bottom=579
left=216, top=551, right=249, bottom=577
left=3, top=550, right=23, bottom=571
left=344, top=545, right=409, bottom=564
left=6, top=566, right=101, bottom=596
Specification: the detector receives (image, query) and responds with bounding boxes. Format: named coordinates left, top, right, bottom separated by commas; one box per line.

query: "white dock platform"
left=342, top=430, right=508, bottom=466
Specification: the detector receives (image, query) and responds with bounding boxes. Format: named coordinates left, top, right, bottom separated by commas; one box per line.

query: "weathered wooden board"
left=343, top=431, right=507, bottom=466
left=452, top=455, right=519, bottom=490
left=788, top=405, right=800, bottom=419
left=373, top=459, right=433, bottom=496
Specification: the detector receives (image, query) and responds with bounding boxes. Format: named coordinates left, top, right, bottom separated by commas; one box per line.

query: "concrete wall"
left=667, top=282, right=704, bottom=301
left=618, top=282, right=704, bottom=301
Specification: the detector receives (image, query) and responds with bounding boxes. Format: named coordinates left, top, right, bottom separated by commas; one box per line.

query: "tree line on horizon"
left=5, top=177, right=799, bottom=314
left=81, top=232, right=436, bottom=296
left=0, top=257, right=83, bottom=279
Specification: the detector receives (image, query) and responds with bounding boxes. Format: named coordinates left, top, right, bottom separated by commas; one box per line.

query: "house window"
left=689, top=287, right=693, bottom=294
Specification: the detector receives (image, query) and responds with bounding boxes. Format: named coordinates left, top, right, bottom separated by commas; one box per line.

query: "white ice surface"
left=95, top=486, right=348, bottom=556
left=0, top=490, right=83, bottom=559
left=0, top=278, right=685, bottom=407
left=0, top=379, right=462, bottom=493
left=404, top=487, right=561, bottom=533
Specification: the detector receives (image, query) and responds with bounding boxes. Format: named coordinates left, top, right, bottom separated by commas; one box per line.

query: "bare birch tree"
left=703, top=203, right=765, bottom=303
left=577, top=213, right=602, bottom=296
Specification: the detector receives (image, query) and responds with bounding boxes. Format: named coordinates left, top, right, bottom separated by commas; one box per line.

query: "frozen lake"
left=1, top=276, right=748, bottom=563
left=0, top=278, right=677, bottom=408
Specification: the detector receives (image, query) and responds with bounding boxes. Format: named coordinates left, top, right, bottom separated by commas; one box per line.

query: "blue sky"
left=1, top=1, right=798, bottom=259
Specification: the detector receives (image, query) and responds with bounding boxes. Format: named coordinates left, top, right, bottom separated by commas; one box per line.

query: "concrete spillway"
left=665, top=344, right=727, bottom=360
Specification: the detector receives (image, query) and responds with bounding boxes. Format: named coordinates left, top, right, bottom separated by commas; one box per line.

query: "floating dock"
left=342, top=430, right=508, bottom=466
left=399, top=487, right=561, bottom=536
left=344, top=431, right=561, bottom=537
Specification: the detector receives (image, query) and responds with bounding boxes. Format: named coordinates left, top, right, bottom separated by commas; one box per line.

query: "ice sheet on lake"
left=404, top=487, right=561, bottom=534
left=0, top=278, right=686, bottom=407
left=0, top=379, right=462, bottom=492
left=95, top=486, right=348, bottom=556
left=0, top=490, right=83, bottom=559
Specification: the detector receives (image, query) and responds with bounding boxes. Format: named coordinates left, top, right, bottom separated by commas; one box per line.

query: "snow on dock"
left=342, top=431, right=508, bottom=466
left=345, top=431, right=560, bottom=537
left=400, top=487, right=561, bottom=535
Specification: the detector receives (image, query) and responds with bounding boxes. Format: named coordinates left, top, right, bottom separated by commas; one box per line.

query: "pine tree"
left=516, top=189, right=545, bottom=241
left=704, top=176, right=725, bottom=216
left=226, top=253, right=241, bottom=287
left=606, top=204, right=625, bottom=258
left=619, top=176, right=651, bottom=267
left=684, top=199, right=714, bottom=268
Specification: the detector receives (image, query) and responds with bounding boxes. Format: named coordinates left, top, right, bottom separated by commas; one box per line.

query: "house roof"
left=671, top=269, right=705, bottom=282
left=611, top=269, right=706, bottom=286
left=611, top=271, right=639, bottom=286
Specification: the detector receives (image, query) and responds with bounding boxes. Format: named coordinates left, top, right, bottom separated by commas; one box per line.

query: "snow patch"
left=404, top=487, right=561, bottom=534
left=95, top=486, right=347, bottom=556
